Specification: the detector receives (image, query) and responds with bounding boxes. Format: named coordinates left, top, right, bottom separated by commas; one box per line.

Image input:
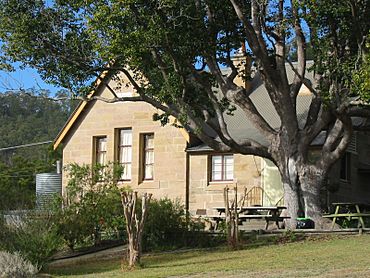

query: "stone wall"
left=188, top=153, right=264, bottom=215
left=62, top=83, right=188, bottom=202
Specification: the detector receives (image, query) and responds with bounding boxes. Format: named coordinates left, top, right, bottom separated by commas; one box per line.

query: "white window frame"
left=210, top=154, right=234, bottom=182
left=95, top=136, right=107, bottom=166
left=118, top=129, right=132, bottom=181
left=142, top=133, right=154, bottom=181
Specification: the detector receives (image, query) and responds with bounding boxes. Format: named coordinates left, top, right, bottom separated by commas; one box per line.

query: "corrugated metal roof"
left=187, top=62, right=315, bottom=152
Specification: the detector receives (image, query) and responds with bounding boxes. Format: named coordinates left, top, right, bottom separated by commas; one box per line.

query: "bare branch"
left=320, top=115, right=352, bottom=168
left=290, top=0, right=306, bottom=97
left=285, top=59, right=317, bottom=96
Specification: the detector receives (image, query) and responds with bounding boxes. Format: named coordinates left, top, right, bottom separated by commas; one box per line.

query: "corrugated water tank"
left=36, top=173, right=62, bottom=209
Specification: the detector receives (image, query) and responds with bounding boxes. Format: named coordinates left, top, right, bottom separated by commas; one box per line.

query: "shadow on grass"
left=43, top=233, right=307, bottom=276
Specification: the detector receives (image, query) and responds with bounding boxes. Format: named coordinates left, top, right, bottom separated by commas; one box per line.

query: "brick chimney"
left=231, top=42, right=252, bottom=91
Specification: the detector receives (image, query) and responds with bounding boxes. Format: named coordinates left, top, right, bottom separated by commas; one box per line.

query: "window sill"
left=139, top=180, right=160, bottom=189
left=206, top=181, right=236, bottom=191
left=339, top=179, right=351, bottom=184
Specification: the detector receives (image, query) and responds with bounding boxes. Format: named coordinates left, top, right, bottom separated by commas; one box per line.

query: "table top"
left=214, top=206, right=287, bottom=211
left=332, top=202, right=370, bottom=207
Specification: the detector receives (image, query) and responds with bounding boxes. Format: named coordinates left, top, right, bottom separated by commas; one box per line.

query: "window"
left=210, top=155, right=233, bottom=181
left=142, top=133, right=154, bottom=180
left=95, top=137, right=107, bottom=166
left=118, top=129, right=132, bottom=180
left=340, top=152, right=351, bottom=181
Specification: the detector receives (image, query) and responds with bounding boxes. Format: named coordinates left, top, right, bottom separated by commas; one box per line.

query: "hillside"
left=0, top=90, right=76, bottom=209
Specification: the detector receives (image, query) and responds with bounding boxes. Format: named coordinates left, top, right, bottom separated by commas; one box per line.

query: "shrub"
left=143, top=198, right=220, bottom=251
left=0, top=211, right=62, bottom=268
left=51, top=163, right=125, bottom=250
left=0, top=251, right=38, bottom=278
left=142, top=198, right=187, bottom=251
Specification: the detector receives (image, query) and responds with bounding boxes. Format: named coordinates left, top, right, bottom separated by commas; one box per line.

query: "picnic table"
left=323, top=202, right=370, bottom=230
left=212, top=205, right=289, bottom=230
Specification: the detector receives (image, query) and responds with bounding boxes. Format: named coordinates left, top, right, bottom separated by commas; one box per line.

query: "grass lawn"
left=44, top=234, right=370, bottom=278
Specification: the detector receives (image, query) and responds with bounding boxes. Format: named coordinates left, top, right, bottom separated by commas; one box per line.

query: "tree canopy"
left=0, top=0, right=369, bottom=227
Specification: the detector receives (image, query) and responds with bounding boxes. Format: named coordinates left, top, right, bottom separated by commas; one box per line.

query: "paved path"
left=48, top=245, right=127, bottom=267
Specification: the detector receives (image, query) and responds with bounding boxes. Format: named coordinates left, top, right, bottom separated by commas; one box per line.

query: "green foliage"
left=0, top=211, right=62, bottom=268
left=0, top=156, right=52, bottom=210
left=51, top=163, right=125, bottom=250
left=142, top=198, right=220, bottom=251
left=143, top=198, right=188, bottom=251
left=352, top=39, right=370, bottom=102
left=0, top=0, right=243, bottom=122
left=303, top=1, right=370, bottom=102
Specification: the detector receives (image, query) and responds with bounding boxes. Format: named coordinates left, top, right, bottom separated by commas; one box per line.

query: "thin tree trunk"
left=121, top=191, right=152, bottom=268
left=223, top=186, right=238, bottom=249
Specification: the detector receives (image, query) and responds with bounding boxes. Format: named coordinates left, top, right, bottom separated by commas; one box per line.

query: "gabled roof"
left=53, top=72, right=109, bottom=150
left=53, top=71, right=191, bottom=149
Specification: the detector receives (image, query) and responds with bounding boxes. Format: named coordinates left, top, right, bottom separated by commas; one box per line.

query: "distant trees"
left=0, top=90, right=77, bottom=210
left=0, top=90, right=76, bottom=152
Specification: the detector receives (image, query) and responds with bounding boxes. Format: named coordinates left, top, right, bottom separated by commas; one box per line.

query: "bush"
left=0, top=211, right=62, bottom=268
left=143, top=198, right=220, bottom=251
left=51, top=163, right=125, bottom=250
left=143, top=198, right=188, bottom=251
left=0, top=251, right=38, bottom=278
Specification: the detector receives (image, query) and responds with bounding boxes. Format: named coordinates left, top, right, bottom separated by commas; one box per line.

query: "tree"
left=121, top=191, right=151, bottom=268
left=0, top=0, right=369, bottom=228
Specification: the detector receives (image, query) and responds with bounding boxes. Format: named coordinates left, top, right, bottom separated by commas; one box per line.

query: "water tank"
left=36, top=173, right=62, bottom=209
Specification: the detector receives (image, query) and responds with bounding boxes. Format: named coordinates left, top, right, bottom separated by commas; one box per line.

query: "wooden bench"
left=239, top=215, right=290, bottom=229
left=323, top=213, right=370, bottom=229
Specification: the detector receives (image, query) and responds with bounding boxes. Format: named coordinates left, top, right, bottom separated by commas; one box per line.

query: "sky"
left=0, top=65, right=61, bottom=95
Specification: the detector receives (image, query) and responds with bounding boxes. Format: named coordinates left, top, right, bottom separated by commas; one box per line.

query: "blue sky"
left=0, top=65, right=61, bottom=94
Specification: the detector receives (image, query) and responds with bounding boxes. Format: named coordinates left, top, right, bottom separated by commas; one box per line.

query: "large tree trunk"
left=299, top=168, right=332, bottom=229
left=281, top=179, right=300, bottom=229
left=277, top=156, right=301, bottom=230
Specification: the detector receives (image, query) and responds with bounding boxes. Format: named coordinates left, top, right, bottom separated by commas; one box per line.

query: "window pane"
left=120, top=129, right=132, bottom=145
left=211, top=154, right=233, bottom=181
left=96, top=137, right=107, bottom=166
left=224, top=155, right=233, bottom=180
left=225, top=170, right=233, bottom=180
left=122, top=164, right=131, bottom=180
left=120, top=147, right=132, bottom=163
left=224, top=155, right=233, bottom=166
left=98, top=152, right=106, bottom=165
left=118, top=129, right=132, bottom=180
left=98, top=138, right=107, bottom=151
left=144, top=165, right=153, bottom=180
left=143, top=133, right=154, bottom=180
left=145, top=134, right=154, bottom=148
left=212, top=155, right=222, bottom=165
left=212, top=171, right=222, bottom=181
left=145, top=150, right=154, bottom=164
